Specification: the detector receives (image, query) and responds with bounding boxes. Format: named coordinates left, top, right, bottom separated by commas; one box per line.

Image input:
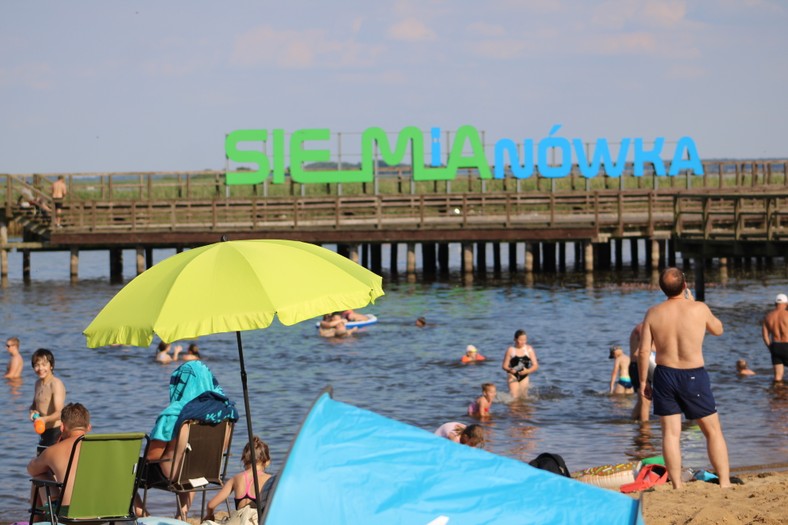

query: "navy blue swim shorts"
left=769, top=342, right=788, bottom=366
left=652, top=365, right=717, bottom=420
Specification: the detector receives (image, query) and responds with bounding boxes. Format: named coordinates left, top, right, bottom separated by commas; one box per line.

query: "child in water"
left=468, top=383, right=496, bottom=419
left=29, top=348, right=66, bottom=452
left=204, top=436, right=272, bottom=522
left=736, top=359, right=756, bottom=376
left=461, top=345, right=486, bottom=363
left=609, top=345, right=634, bottom=394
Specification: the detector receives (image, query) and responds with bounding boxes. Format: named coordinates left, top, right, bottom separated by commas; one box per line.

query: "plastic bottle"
left=32, top=413, right=45, bottom=434
left=680, top=468, right=695, bottom=483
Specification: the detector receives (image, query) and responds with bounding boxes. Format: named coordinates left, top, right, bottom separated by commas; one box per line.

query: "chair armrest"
left=30, top=478, right=63, bottom=489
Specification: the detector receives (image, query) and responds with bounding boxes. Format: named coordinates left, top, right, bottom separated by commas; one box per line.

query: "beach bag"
left=529, top=452, right=570, bottom=477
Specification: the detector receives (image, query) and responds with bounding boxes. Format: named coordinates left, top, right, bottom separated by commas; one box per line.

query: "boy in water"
left=29, top=349, right=66, bottom=453
left=609, top=345, right=634, bottom=394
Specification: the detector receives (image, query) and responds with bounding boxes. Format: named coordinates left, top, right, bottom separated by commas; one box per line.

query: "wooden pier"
left=2, top=160, right=788, bottom=297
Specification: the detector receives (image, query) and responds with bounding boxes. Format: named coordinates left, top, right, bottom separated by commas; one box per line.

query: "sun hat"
left=466, top=345, right=478, bottom=353
left=775, top=293, right=788, bottom=304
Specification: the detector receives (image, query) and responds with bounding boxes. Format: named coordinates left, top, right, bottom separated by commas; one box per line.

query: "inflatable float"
left=316, top=314, right=378, bottom=329
left=573, top=461, right=641, bottom=491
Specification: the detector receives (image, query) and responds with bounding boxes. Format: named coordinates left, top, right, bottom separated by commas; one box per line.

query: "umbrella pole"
left=236, top=331, right=263, bottom=521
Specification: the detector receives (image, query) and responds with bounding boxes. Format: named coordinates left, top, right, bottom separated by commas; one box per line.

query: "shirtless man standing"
left=4, top=337, right=23, bottom=379
left=639, top=267, right=731, bottom=489
left=51, top=175, right=67, bottom=227
left=761, top=293, right=788, bottom=383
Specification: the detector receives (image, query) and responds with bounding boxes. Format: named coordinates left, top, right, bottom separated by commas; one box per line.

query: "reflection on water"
left=0, top=257, right=787, bottom=521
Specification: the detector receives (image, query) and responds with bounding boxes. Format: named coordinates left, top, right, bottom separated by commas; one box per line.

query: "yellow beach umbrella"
left=83, top=238, right=384, bottom=516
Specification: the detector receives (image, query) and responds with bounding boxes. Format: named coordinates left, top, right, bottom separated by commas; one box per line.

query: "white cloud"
left=231, top=26, right=382, bottom=69
left=467, top=22, right=507, bottom=38
left=0, top=62, right=53, bottom=90
left=387, top=18, right=437, bottom=42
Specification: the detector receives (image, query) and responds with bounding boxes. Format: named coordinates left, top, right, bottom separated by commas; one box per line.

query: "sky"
left=1, top=0, right=786, bottom=174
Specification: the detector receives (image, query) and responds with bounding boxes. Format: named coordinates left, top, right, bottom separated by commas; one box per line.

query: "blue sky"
left=1, top=0, right=786, bottom=174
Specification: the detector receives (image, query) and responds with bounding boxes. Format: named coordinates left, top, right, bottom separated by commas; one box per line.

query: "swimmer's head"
left=736, top=359, right=748, bottom=371
left=416, top=317, right=426, bottom=327
left=609, top=345, right=623, bottom=358
left=466, top=345, right=478, bottom=355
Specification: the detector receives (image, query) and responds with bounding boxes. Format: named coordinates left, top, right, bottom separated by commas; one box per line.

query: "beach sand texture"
left=180, top=470, right=787, bottom=525
left=639, top=469, right=787, bottom=525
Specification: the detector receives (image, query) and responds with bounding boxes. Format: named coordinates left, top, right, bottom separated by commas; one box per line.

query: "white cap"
left=776, top=293, right=788, bottom=304
left=466, top=345, right=478, bottom=353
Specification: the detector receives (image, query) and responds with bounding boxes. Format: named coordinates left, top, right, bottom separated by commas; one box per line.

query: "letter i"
left=431, top=127, right=442, bottom=167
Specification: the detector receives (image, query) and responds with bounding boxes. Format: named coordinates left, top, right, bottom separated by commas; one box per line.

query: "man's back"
left=28, top=435, right=83, bottom=505
left=643, top=296, right=722, bottom=369
left=763, top=307, right=788, bottom=343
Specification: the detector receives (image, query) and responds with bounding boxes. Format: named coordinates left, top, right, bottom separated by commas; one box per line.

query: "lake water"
left=1, top=247, right=787, bottom=522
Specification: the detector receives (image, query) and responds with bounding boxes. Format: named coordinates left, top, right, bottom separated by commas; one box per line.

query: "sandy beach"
left=639, top=469, right=788, bottom=525
left=177, top=469, right=788, bottom=525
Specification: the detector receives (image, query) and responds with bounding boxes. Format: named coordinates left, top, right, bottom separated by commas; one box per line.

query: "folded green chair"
left=30, top=432, right=148, bottom=525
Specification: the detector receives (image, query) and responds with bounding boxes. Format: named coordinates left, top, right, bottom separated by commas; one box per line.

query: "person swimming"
left=461, top=345, right=486, bottom=363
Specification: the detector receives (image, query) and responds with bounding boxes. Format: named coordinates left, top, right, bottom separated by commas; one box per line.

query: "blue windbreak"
left=263, top=392, right=643, bottom=525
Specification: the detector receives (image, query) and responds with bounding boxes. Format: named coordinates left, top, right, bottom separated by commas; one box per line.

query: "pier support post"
left=532, top=243, right=542, bottom=272
left=438, top=243, right=450, bottom=275
left=693, top=259, right=706, bottom=302
left=574, top=242, right=582, bottom=271
left=614, top=239, right=623, bottom=270
left=630, top=239, right=640, bottom=268
left=406, top=243, right=416, bottom=275
left=492, top=242, right=501, bottom=274
left=136, top=248, right=145, bottom=275
left=558, top=242, right=567, bottom=272
left=22, top=250, right=31, bottom=283
left=370, top=244, right=382, bottom=274
left=1, top=249, right=7, bottom=278
left=70, top=248, right=79, bottom=281
left=475, top=242, right=487, bottom=276
left=146, top=248, right=153, bottom=269
left=651, top=239, right=661, bottom=269
left=524, top=243, right=534, bottom=273
left=509, top=242, right=518, bottom=273
left=423, top=243, right=437, bottom=276
left=543, top=242, right=557, bottom=273
left=390, top=243, right=399, bottom=276
left=584, top=242, right=594, bottom=273
left=109, top=248, right=123, bottom=284
left=462, top=243, right=474, bottom=275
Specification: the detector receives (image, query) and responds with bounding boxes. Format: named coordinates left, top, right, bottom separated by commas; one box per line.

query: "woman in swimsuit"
left=502, top=329, right=539, bottom=398
left=204, top=436, right=272, bottom=523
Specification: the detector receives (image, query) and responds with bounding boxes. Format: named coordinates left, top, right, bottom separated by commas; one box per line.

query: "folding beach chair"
left=142, top=419, right=234, bottom=520
left=29, top=432, right=148, bottom=525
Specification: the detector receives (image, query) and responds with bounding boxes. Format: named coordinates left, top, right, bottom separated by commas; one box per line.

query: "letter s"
left=225, top=130, right=270, bottom=185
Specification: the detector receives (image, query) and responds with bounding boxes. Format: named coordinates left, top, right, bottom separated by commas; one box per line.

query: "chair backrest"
left=171, top=420, right=234, bottom=488
left=62, top=432, right=147, bottom=520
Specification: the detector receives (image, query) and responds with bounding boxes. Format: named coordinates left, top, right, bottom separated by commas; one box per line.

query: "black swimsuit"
left=509, top=353, right=532, bottom=382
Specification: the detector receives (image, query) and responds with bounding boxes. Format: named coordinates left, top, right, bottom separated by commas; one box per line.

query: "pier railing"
left=2, top=162, right=788, bottom=245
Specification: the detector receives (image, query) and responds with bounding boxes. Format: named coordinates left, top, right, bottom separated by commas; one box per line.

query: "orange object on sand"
left=620, top=464, right=668, bottom=493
